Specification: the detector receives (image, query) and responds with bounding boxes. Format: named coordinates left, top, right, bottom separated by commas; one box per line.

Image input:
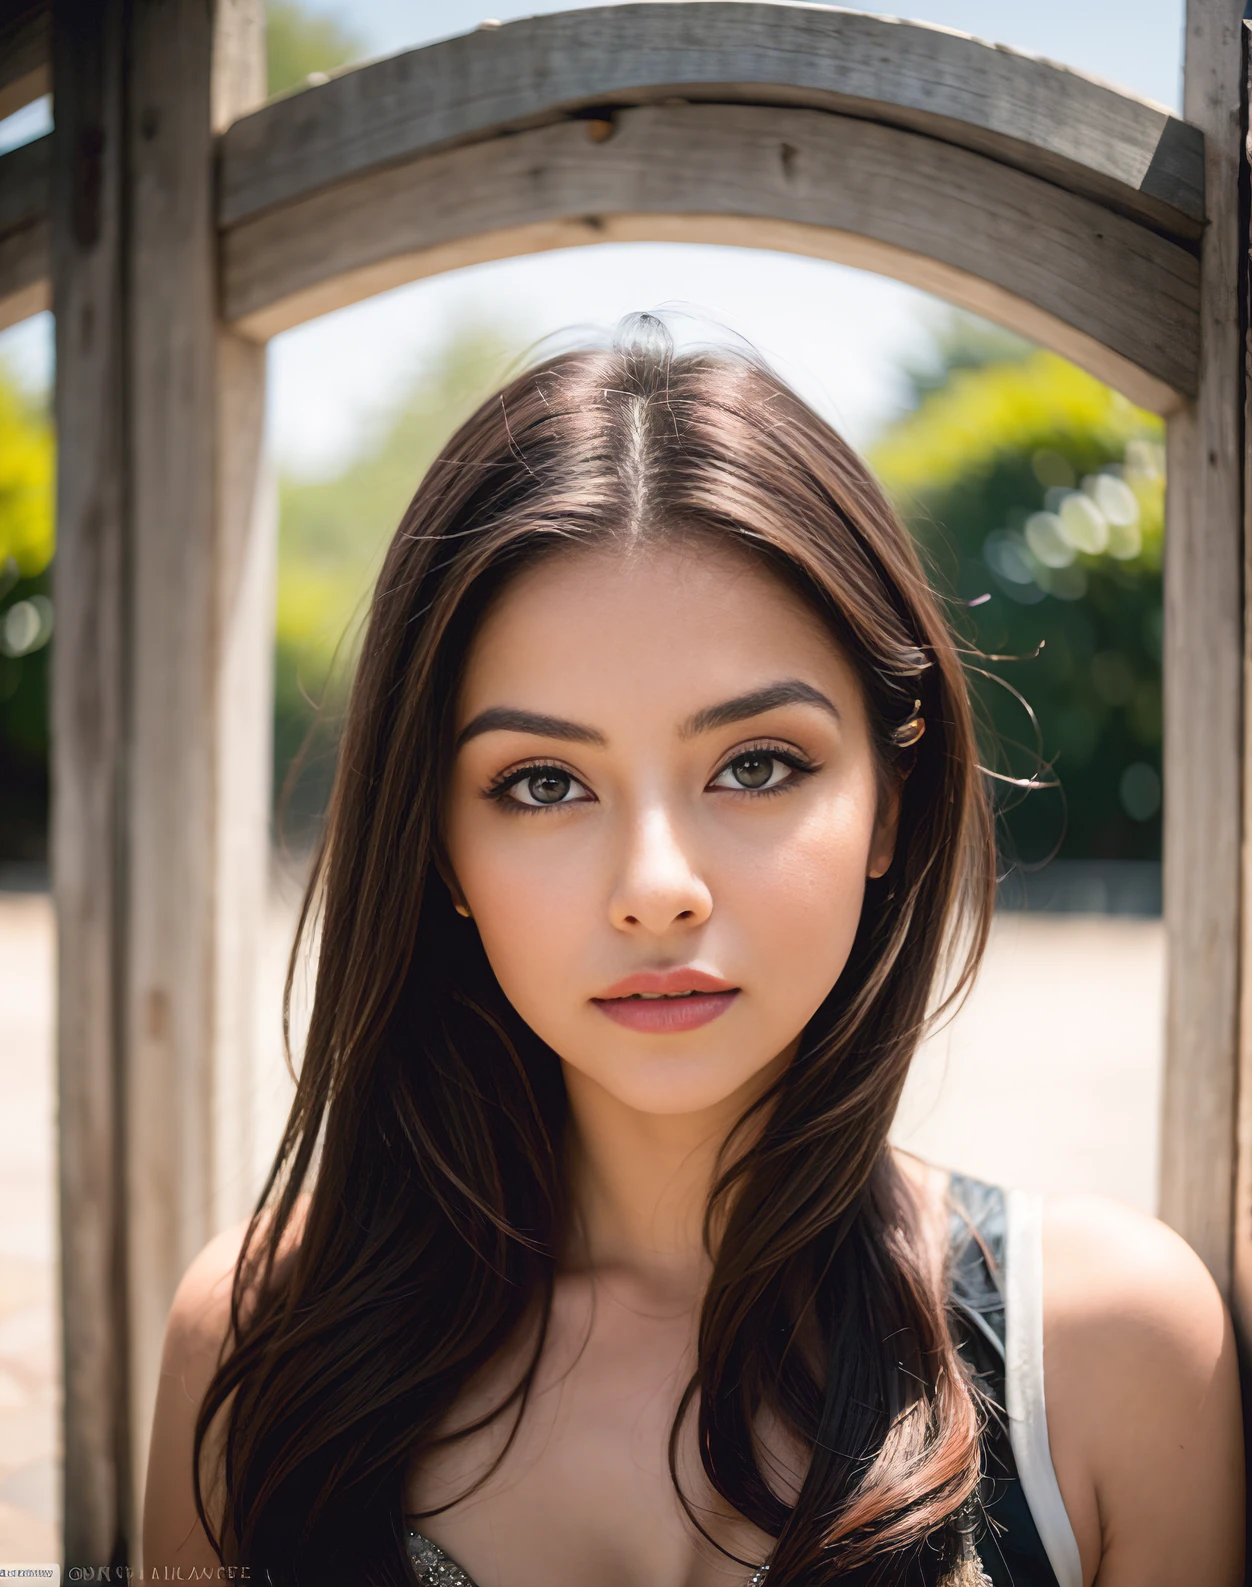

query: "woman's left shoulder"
left=1041, top=1191, right=1228, bottom=1347
left=1039, top=1193, right=1245, bottom=1587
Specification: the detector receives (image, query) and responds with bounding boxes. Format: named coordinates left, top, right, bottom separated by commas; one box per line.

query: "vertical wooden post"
left=122, top=0, right=269, bottom=1519
left=51, top=0, right=268, bottom=1561
left=209, top=0, right=273, bottom=1242
left=1238, top=22, right=1252, bottom=1348
left=1160, top=0, right=1245, bottom=1297
left=51, top=2, right=130, bottom=1559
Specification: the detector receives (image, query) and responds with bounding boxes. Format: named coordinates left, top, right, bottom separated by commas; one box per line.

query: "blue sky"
left=0, top=1, right=1186, bottom=473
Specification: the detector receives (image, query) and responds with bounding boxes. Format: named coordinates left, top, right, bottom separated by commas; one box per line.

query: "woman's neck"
left=561, top=1047, right=793, bottom=1302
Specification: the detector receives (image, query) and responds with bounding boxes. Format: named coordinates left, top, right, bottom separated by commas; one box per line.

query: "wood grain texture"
left=209, top=0, right=271, bottom=1254
left=224, top=102, right=1199, bottom=411
left=208, top=6, right=272, bottom=1252
left=0, top=132, right=50, bottom=331
left=0, top=1, right=49, bottom=120
left=50, top=0, right=268, bottom=1554
left=1236, top=22, right=1252, bottom=1343
left=50, top=0, right=130, bottom=1561
left=218, top=2, right=1204, bottom=243
left=121, top=0, right=268, bottom=1513
left=122, top=0, right=220, bottom=1515
left=1159, top=0, right=1245, bottom=1296
left=209, top=326, right=272, bottom=1245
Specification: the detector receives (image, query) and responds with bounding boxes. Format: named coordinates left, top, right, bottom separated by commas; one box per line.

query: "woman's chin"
left=561, top=1046, right=784, bottom=1120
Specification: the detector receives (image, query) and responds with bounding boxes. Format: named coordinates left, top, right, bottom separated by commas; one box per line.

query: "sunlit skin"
left=443, top=539, right=897, bottom=1133
left=143, top=538, right=1243, bottom=1587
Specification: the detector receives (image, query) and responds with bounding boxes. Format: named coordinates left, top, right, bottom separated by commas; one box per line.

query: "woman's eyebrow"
left=681, top=680, right=841, bottom=738
left=455, top=707, right=607, bottom=751
left=455, top=681, right=838, bottom=750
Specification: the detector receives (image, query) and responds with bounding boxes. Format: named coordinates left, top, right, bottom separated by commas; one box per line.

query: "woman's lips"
left=593, top=990, right=738, bottom=1033
left=591, top=968, right=739, bottom=1033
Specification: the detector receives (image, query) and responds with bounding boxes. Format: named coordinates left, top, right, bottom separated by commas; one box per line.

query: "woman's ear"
left=867, top=780, right=902, bottom=880
left=432, top=846, right=472, bottom=918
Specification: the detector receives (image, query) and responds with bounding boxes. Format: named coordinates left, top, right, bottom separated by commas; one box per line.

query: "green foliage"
left=266, top=0, right=363, bottom=99
left=0, top=370, right=54, bottom=578
left=871, top=321, right=1164, bottom=863
left=274, top=324, right=526, bottom=840
left=0, top=365, right=54, bottom=860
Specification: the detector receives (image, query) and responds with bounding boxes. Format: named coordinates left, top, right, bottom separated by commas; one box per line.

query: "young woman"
left=144, top=318, right=1243, bottom=1586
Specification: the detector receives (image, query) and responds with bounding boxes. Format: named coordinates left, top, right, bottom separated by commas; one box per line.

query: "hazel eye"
left=504, top=767, right=591, bottom=807
left=710, top=751, right=798, bottom=792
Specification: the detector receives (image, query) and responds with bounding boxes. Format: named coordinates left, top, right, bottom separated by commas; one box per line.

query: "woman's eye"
left=711, top=752, right=798, bottom=792
left=503, top=768, right=591, bottom=807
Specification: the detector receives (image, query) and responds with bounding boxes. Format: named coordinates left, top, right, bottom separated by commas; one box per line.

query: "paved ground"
left=896, top=910, right=1164, bottom=1211
left=0, top=891, right=58, bottom=1559
left=0, top=889, right=1164, bottom=1559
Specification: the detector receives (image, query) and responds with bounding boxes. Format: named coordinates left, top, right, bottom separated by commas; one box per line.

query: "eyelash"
left=715, top=741, right=820, bottom=796
left=483, top=759, right=589, bottom=813
left=482, top=742, right=819, bottom=811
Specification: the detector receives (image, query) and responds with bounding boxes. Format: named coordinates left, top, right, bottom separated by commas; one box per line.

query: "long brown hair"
left=195, top=316, right=996, bottom=1584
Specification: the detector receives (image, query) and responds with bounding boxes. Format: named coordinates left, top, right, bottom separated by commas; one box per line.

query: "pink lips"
left=591, top=968, right=739, bottom=1034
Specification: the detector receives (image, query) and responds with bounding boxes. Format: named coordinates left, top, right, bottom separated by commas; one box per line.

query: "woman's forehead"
left=455, top=541, right=861, bottom=733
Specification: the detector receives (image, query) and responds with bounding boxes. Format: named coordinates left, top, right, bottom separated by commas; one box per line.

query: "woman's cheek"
left=466, top=843, right=592, bottom=1014
left=735, top=807, right=871, bottom=1005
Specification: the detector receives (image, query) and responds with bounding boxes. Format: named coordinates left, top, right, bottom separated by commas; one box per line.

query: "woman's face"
left=443, top=541, right=898, bottom=1119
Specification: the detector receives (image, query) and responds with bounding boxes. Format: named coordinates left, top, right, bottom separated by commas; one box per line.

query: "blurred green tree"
left=274, top=323, right=525, bottom=844
left=870, top=316, right=1164, bottom=864
left=266, top=0, right=364, bottom=97
left=0, top=364, right=54, bottom=861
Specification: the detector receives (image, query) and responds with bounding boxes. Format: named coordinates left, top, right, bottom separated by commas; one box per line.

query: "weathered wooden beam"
left=223, top=102, right=1198, bottom=414
left=0, top=1, right=50, bottom=121
left=219, top=2, right=1204, bottom=245
left=207, top=0, right=271, bottom=1254
left=1236, top=22, right=1252, bottom=1341
left=122, top=0, right=269, bottom=1524
left=51, top=0, right=268, bottom=1560
left=2, top=8, right=1212, bottom=403
left=51, top=2, right=128, bottom=1559
left=122, top=2, right=223, bottom=1510
left=0, top=131, right=50, bottom=330
left=1159, top=0, right=1245, bottom=1297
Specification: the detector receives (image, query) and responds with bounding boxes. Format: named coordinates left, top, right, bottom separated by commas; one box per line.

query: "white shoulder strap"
left=1003, top=1188, right=1084, bottom=1587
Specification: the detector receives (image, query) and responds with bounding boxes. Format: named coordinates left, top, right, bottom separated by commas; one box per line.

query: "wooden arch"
left=0, top=4, right=1211, bottom=404
left=214, top=4, right=1204, bottom=411
left=0, top=0, right=1245, bottom=1565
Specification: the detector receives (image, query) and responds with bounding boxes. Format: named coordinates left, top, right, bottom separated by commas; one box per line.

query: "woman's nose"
left=608, top=804, right=713, bottom=935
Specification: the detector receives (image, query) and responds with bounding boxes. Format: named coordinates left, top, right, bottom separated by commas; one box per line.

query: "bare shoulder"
left=143, top=1195, right=310, bottom=1569
left=162, top=1218, right=252, bottom=1377
left=161, top=1193, right=309, bottom=1376
left=1043, top=1192, right=1225, bottom=1329
left=1040, top=1194, right=1244, bottom=1587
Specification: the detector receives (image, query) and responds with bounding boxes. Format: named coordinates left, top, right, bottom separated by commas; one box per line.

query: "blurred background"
left=0, top=0, right=1177, bottom=1554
